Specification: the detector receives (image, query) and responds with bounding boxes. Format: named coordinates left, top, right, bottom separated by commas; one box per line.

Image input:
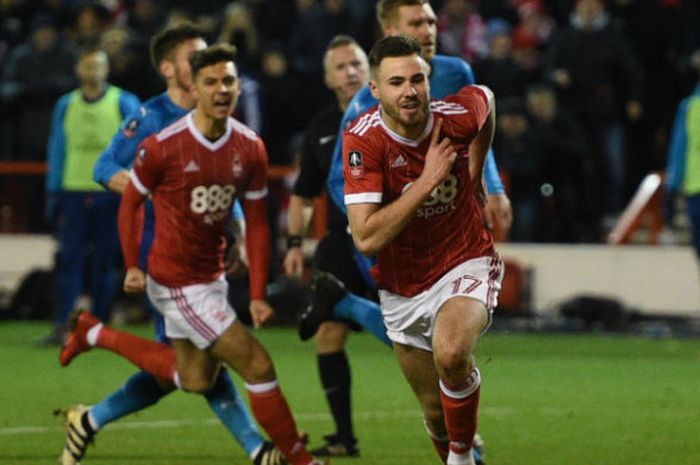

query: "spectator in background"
left=234, top=73, right=262, bottom=134
left=259, top=43, right=300, bottom=165
left=526, top=83, right=588, bottom=242
left=0, top=13, right=76, bottom=160
left=665, top=50, right=700, bottom=263
left=69, top=1, right=109, bottom=47
left=127, top=0, right=165, bottom=39
left=493, top=97, right=546, bottom=242
left=437, top=0, right=487, bottom=62
left=100, top=24, right=161, bottom=100
left=245, top=0, right=300, bottom=46
left=473, top=19, right=527, bottom=100
left=288, top=0, right=362, bottom=123
left=218, top=2, right=260, bottom=72
left=510, top=0, right=553, bottom=82
left=609, top=0, right=678, bottom=193
left=545, top=0, right=644, bottom=232
left=476, top=0, right=519, bottom=24
left=511, top=0, right=555, bottom=50
left=44, top=45, right=140, bottom=344
left=218, top=3, right=263, bottom=135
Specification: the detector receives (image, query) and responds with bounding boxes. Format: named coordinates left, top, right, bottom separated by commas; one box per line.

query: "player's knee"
left=179, top=373, right=216, bottom=394
left=315, top=322, right=348, bottom=352
left=246, top=352, right=275, bottom=383
left=434, top=347, right=469, bottom=375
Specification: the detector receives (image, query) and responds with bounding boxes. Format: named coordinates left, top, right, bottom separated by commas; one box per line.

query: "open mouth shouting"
left=213, top=96, right=233, bottom=112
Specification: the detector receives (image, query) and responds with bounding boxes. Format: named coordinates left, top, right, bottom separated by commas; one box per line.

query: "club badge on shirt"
left=135, top=147, right=146, bottom=167
left=122, top=118, right=139, bottom=138
left=348, top=150, right=363, bottom=178
left=232, top=154, right=243, bottom=178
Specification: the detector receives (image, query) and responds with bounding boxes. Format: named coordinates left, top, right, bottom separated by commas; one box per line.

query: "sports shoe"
left=253, top=440, right=287, bottom=465
left=59, top=310, right=100, bottom=367
left=472, top=433, right=486, bottom=465
left=310, top=434, right=359, bottom=457
left=298, top=272, right=348, bottom=341
left=56, top=404, right=94, bottom=465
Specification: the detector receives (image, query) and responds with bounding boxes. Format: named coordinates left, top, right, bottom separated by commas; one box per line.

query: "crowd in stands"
left=1, top=0, right=699, bottom=243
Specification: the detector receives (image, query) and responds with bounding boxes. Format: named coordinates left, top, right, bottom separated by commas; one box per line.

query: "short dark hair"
left=323, top=34, right=363, bottom=72
left=149, top=22, right=205, bottom=71
left=189, top=43, right=237, bottom=78
left=376, top=0, right=427, bottom=28
left=369, top=35, right=422, bottom=71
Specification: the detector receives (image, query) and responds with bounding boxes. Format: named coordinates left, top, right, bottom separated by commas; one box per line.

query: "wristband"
left=287, top=235, right=302, bottom=249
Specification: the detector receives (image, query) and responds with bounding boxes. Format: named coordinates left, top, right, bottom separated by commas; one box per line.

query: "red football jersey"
left=343, top=85, right=494, bottom=297
left=131, top=113, right=268, bottom=287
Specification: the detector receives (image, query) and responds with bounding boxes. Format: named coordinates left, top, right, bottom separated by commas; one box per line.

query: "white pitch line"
left=0, top=407, right=521, bottom=436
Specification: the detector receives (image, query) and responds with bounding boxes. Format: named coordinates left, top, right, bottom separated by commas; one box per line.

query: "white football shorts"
left=379, top=254, right=504, bottom=351
left=146, top=274, right=237, bottom=349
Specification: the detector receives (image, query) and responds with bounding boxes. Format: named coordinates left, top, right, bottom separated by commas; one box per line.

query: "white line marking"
left=0, top=406, right=525, bottom=436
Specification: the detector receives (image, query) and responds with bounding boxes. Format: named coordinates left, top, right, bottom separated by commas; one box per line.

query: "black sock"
left=318, top=350, right=355, bottom=443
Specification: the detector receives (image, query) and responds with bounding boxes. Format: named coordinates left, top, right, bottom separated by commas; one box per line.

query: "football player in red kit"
left=343, top=36, right=504, bottom=465
left=119, top=43, right=324, bottom=465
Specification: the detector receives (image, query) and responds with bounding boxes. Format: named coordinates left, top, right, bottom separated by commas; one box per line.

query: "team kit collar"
left=378, top=110, right=435, bottom=148
left=186, top=112, right=234, bottom=151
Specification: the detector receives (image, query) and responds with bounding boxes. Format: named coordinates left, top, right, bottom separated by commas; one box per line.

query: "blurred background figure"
left=43, top=45, right=140, bottom=344
left=100, top=24, right=161, bottom=100
left=218, top=2, right=260, bottom=72
left=69, top=1, right=109, bottom=47
left=1, top=13, right=76, bottom=161
left=493, top=97, right=545, bottom=242
left=437, top=0, right=487, bottom=62
left=665, top=50, right=700, bottom=266
left=545, top=0, right=644, bottom=235
left=473, top=18, right=527, bottom=100
left=526, top=83, right=587, bottom=242
left=288, top=0, right=362, bottom=123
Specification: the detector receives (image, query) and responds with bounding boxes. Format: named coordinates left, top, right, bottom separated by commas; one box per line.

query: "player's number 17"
left=451, top=275, right=482, bottom=295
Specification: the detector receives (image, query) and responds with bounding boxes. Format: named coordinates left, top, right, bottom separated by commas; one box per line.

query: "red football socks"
left=246, top=381, right=313, bottom=465
left=96, top=326, right=177, bottom=382
left=439, top=368, right=482, bottom=457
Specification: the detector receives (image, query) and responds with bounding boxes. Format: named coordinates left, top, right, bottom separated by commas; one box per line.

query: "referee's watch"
left=287, top=235, right=302, bottom=250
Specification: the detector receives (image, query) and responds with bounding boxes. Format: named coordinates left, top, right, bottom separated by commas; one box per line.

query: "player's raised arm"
left=467, top=85, right=496, bottom=207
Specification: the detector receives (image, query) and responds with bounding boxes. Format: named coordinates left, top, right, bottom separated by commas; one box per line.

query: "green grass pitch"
left=0, top=321, right=698, bottom=464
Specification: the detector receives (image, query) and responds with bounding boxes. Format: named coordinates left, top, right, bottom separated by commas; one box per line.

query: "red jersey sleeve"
left=342, top=131, right=384, bottom=206
left=243, top=137, right=270, bottom=301
left=130, top=135, right=164, bottom=195
left=454, top=85, right=492, bottom=131
left=243, top=138, right=269, bottom=200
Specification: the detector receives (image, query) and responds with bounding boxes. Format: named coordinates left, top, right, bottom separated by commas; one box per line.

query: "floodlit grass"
left=0, top=321, right=698, bottom=464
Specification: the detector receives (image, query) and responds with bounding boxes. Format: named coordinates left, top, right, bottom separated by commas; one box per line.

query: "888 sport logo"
left=402, top=174, right=458, bottom=219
